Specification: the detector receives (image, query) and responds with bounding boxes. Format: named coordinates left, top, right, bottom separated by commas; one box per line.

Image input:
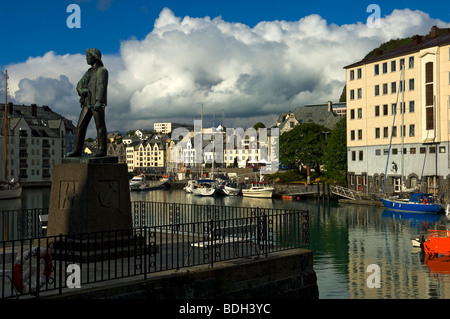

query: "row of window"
left=349, top=57, right=414, bottom=81
left=350, top=124, right=415, bottom=141
left=350, top=146, right=447, bottom=162
left=373, top=146, right=446, bottom=156
left=349, top=101, right=415, bottom=120
left=349, top=79, right=414, bottom=100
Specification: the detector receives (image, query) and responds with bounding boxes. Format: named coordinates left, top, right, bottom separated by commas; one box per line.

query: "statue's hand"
left=79, top=89, right=89, bottom=97
left=92, top=101, right=103, bottom=111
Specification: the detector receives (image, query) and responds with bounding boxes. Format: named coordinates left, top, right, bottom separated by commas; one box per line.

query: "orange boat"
left=421, top=229, right=450, bottom=274
left=423, top=229, right=450, bottom=257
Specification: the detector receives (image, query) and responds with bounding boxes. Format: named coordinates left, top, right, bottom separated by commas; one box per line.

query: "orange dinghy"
left=423, top=229, right=450, bottom=257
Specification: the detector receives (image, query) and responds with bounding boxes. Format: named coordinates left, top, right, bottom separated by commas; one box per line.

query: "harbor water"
left=2, top=187, right=450, bottom=299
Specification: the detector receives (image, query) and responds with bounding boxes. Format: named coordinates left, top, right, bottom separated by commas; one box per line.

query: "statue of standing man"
left=67, top=48, right=108, bottom=158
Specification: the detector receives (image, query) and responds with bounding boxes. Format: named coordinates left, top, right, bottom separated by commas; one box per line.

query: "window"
left=409, top=79, right=414, bottom=90
left=400, top=58, right=405, bottom=70
left=429, top=147, right=436, bottom=154
left=399, top=80, right=405, bottom=92
left=409, top=101, right=415, bottom=113
left=439, top=146, right=446, bottom=153
left=350, top=109, right=355, bottom=119
left=375, top=127, right=380, bottom=139
left=375, top=105, right=380, bottom=117
left=352, top=151, right=356, bottom=161
left=409, top=124, right=415, bottom=137
left=375, top=149, right=381, bottom=156
left=410, top=147, right=416, bottom=154
left=383, top=83, right=388, bottom=95
left=357, top=108, right=362, bottom=119
left=359, top=151, right=363, bottom=161
left=383, top=127, right=389, bottom=138
left=358, top=130, right=363, bottom=140
left=426, top=62, right=433, bottom=83
left=392, top=126, right=397, bottom=137
left=426, top=104, right=434, bottom=130
left=375, top=85, right=380, bottom=96
left=350, top=70, right=355, bottom=80
left=357, top=88, right=362, bottom=99
left=357, top=68, right=362, bottom=79
left=420, top=147, right=426, bottom=154
left=409, top=57, right=414, bottom=68
left=391, top=82, right=396, bottom=94
left=392, top=148, right=398, bottom=155
left=383, top=104, right=388, bottom=116
left=391, top=103, right=397, bottom=115
left=374, top=64, right=379, bottom=75
left=391, top=60, right=396, bottom=72
left=383, top=62, right=387, bottom=74
left=350, top=90, right=355, bottom=100
left=350, top=130, right=355, bottom=140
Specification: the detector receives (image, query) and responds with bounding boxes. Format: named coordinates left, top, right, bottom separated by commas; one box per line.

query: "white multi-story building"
left=0, top=103, right=75, bottom=186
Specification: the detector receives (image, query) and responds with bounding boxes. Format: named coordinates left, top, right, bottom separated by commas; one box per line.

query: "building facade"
left=345, top=27, right=450, bottom=195
left=0, top=103, right=75, bottom=186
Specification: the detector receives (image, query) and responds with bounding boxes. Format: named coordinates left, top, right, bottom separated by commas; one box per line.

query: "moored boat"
left=381, top=193, right=442, bottom=213
left=242, top=182, right=274, bottom=198
left=0, top=180, right=22, bottom=200
left=192, top=179, right=216, bottom=196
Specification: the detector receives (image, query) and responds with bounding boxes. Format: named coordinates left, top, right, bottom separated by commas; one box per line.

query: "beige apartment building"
left=345, top=27, right=450, bottom=195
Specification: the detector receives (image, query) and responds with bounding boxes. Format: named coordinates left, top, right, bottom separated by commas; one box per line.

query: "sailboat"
left=1, top=70, right=22, bottom=199
left=380, top=66, right=440, bottom=213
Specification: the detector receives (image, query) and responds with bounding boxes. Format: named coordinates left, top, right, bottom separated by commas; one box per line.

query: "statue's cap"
left=86, top=48, right=102, bottom=61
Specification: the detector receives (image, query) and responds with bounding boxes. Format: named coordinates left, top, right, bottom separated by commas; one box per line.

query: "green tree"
left=323, top=117, right=347, bottom=182
left=253, top=122, right=266, bottom=130
left=279, top=123, right=328, bottom=173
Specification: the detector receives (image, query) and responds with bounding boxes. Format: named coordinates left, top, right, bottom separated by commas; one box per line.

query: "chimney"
left=431, top=26, right=439, bottom=38
left=412, top=35, right=422, bottom=45
left=31, top=103, right=37, bottom=117
left=8, top=102, right=13, bottom=115
left=327, top=101, right=333, bottom=113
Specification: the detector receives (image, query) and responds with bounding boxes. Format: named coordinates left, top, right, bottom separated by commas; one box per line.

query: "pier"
left=0, top=202, right=317, bottom=299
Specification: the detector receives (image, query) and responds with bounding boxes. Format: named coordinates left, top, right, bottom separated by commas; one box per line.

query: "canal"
left=1, top=187, right=450, bottom=299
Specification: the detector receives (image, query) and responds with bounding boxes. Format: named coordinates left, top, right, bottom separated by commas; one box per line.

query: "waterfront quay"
left=0, top=201, right=316, bottom=299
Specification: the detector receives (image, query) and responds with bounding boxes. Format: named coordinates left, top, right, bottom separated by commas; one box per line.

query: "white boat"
left=192, top=179, right=216, bottom=196
left=0, top=180, right=22, bottom=200
left=220, top=181, right=241, bottom=196
left=129, top=175, right=147, bottom=191
left=184, top=180, right=197, bottom=193
left=242, top=182, right=274, bottom=198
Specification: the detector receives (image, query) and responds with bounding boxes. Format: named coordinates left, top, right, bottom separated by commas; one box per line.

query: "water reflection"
left=3, top=187, right=450, bottom=299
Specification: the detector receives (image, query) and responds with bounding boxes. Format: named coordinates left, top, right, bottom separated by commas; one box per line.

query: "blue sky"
left=2, top=0, right=450, bottom=65
left=1, top=0, right=450, bottom=135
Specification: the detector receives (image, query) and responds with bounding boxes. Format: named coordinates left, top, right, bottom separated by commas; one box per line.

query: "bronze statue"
left=67, top=48, right=108, bottom=157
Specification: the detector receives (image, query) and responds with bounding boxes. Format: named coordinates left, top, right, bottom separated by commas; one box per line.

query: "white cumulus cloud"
left=3, top=8, right=450, bottom=136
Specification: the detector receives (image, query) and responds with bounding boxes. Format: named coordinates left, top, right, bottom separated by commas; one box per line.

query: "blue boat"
left=381, top=193, right=442, bottom=213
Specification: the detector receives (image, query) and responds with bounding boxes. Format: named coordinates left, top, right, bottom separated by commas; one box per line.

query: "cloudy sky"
left=1, top=0, right=450, bottom=138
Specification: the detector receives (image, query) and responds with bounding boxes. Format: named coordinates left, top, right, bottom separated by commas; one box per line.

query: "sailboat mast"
left=4, top=70, right=7, bottom=181
left=401, top=66, right=405, bottom=189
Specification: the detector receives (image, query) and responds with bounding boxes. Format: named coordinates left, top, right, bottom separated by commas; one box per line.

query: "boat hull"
left=223, top=186, right=241, bottom=196
left=381, top=198, right=441, bottom=213
left=242, top=189, right=273, bottom=198
left=0, top=187, right=22, bottom=200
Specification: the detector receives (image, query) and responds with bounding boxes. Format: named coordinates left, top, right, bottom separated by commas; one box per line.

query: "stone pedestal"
left=45, top=156, right=136, bottom=261
left=46, top=156, right=132, bottom=236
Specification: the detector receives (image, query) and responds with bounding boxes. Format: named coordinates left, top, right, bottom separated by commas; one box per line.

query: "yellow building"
left=345, top=27, right=450, bottom=195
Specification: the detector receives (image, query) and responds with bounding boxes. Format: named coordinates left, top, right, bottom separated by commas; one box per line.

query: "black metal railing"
left=0, top=202, right=309, bottom=299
